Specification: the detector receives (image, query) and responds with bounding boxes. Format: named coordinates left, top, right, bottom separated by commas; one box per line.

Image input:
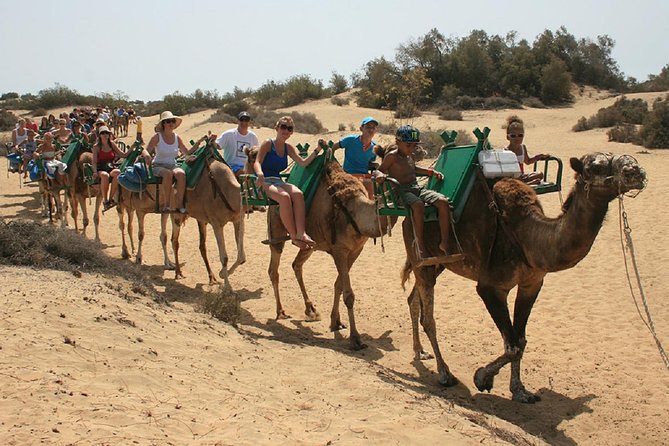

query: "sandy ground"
left=1, top=89, right=668, bottom=445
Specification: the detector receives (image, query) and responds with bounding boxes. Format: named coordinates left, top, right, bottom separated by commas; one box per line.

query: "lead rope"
left=618, top=195, right=669, bottom=370
left=373, top=194, right=385, bottom=253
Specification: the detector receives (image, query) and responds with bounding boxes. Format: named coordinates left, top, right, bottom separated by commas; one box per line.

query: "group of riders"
left=6, top=107, right=547, bottom=265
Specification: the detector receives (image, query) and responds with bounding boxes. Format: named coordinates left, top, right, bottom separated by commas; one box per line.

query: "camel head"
left=243, top=145, right=260, bottom=172
left=570, top=152, right=646, bottom=196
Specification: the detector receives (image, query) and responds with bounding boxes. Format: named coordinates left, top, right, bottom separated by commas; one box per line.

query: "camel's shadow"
left=374, top=360, right=594, bottom=446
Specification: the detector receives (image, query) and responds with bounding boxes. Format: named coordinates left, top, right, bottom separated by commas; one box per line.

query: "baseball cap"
left=238, top=111, right=251, bottom=120
left=361, top=116, right=378, bottom=126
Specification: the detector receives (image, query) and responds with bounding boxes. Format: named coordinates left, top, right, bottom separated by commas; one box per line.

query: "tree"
left=329, top=72, right=348, bottom=95
left=540, top=56, right=572, bottom=105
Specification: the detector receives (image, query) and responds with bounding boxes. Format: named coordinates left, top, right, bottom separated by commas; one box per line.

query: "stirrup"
left=261, top=235, right=291, bottom=245
left=416, top=253, right=464, bottom=268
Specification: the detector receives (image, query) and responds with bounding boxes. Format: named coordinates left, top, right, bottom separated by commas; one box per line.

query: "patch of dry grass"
left=0, top=218, right=152, bottom=295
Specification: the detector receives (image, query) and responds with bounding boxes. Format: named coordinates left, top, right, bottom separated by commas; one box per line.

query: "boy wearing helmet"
left=374, top=125, right=460, bottom=265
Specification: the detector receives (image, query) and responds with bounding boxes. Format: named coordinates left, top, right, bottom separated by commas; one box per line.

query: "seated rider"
left=34, top=132, right=68, bottom=185
left=505, top=115, right=549, bottom=185
left=374, top=125, right=461, bottom=264
left=319, top=116, right=379, bottom=198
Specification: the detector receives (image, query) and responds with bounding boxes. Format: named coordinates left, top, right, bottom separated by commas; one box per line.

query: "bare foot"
left=291, top=239, right=311, bottom=250
left=439, top=242, right=448, bottom=255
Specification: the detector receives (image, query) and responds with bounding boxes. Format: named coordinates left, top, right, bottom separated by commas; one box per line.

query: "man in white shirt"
left=215, top=111, right=259, bottom=179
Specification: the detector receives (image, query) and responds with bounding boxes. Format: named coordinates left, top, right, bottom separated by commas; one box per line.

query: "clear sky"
left=2, top=0, right=667, bottom=102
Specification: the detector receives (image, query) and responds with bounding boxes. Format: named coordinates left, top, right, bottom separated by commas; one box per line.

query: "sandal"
left=178, top=207, right=187, bottom=214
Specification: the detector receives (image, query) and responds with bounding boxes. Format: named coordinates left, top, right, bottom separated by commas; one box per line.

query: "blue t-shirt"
left=339, top=135, right=376, bottom=174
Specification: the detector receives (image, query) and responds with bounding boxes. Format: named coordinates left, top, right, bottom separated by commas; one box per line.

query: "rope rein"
left=618, top=195, right=669, bottom=371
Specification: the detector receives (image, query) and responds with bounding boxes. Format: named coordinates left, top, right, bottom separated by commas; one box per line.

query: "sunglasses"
left=239, top=117, right=251, bottom=122
left=163, top=119, right=177, bottom=124
left=100, top=131, right=110, bottom=135
left=279, top=124, right=294, bottom=132
left=509, top=133, right=524, bottom=138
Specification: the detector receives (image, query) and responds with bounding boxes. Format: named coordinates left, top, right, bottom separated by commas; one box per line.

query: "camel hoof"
left=512, top=387, right=541, bottom=404
left=349, top=338, right=367, bottom=351
left=175, top=272, right=185, bottom=280
left=164, top=262, right=176, bottom=271
left=438, top=372, right=459, bottom=387
left=474, top=367, right=494, bottom=392
left=121, top=251, right=130, bottom=260
left=208, top=276, right=219, bottom=285
left=304, top=306, right=321, bottom=322
left=276, top=311, right=291, bottom=320
left=416, top=350, right=434, bottom=361
left=330, top=322, right=347, bottom=332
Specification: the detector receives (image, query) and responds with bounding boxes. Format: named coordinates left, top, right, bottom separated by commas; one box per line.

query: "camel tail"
left=400, top=256, right=412, bottom=291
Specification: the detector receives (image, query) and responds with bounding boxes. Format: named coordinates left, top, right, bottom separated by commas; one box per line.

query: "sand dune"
left=1, top=89, right=668, bottom=445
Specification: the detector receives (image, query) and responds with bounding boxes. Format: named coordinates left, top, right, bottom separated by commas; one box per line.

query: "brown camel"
left=170, top=146, right=245, bottom=289
left=246, top=148, right=396, bottom=350
left=116, top=184, right=176, bottom=270
left=66, top=151, right=103, bottom=241
left=399, top=152, right=646, bottom=402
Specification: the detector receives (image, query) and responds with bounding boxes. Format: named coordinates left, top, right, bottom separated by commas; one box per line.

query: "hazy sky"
left=3, top=0, right=667, bottom=102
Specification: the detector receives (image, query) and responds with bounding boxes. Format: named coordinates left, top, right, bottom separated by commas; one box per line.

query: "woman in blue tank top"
left=252, top=116, right=322, bottom=250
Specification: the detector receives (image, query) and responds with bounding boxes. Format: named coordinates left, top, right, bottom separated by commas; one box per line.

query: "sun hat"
left=98, top=126, right=111, bottom=134
left=159, top=111, right=182, bottom=129
left=361, top=116, right=378, bottom=126
left=395, top=125, right=421, bottom=143
left=237, top=111, right=251, bottom=120
left=95, top=118, right=105, bottom=125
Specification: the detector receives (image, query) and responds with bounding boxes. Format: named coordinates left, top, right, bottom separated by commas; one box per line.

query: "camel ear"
left=570, top=157, right=584, bottom=174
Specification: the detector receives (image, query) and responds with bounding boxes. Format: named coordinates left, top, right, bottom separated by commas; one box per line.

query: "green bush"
left=607, top=124, right=641, bottom=144
left=640, top=98, right=669, bottom=148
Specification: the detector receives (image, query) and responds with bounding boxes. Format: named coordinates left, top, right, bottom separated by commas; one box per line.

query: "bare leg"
left=435, top=198, right=451, bottom=254
left=174, top=169, right=186, bottom=209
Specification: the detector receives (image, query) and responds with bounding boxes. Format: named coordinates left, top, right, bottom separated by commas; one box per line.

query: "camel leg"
left=172, top=216, right=185, bottom=280
left=507, top=283, right=542, bottom=403
left=329, top=247, right=364, bottom=333
left=78, top=194, right=89, bottom=236
left=117, top=207, right=130, bottom=259
left=135, top=211, right=146, bottom=265
left=414, top=278, right=457, bottom=386
left=268, top=242, right=289, bottom=320
left=474, top=283, right=533, bottom=399
left=407, top=285, right=434, bottom=361
left=228, top=217, right=246, bottom=275
left=292, top=248, right=319, bottom=321
left=196, top=221, right=217, bottom=284
left=92, top=195, right=102, bottom=242
left=332, top=249, right=366, bottom=350
left=69, top=191, right=80, bottom=233
left=160, top=213, right=175, bottom=270
left=211, top=223, right=231, bottom=288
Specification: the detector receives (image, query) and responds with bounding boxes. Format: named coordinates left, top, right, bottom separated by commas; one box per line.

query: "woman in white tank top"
left=141, top=111, right=208, bottom=213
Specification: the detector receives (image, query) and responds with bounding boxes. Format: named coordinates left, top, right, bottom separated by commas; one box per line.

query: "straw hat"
left=158, top=111, right=182, bottom=129
left=98, top=126, right=111, bottom=134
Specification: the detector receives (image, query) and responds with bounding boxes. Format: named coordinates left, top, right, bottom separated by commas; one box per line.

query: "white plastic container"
left=478, top=149, right=522, bottom=179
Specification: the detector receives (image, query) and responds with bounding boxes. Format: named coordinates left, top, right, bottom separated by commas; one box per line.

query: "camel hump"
left=492, top=178, right=542, bottom=222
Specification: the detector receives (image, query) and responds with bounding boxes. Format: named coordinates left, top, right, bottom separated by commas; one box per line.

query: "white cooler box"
left=478, top=149, right=522, bottom=179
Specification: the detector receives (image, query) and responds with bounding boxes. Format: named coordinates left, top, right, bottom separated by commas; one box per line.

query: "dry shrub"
left=0, top=219, right=151, bottom=294
left=197, top=290, right=240, bottom=325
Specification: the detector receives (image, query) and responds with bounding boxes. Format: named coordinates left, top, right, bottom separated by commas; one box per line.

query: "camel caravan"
left=3, top=110, right=647, bottom=403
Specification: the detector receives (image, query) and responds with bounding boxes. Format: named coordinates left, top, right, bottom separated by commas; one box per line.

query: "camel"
left=116, top=183, right=176, bottom=270
left=246, top=147, right=397, bottom=350
left=170, top=144, right=246, bottom=290
left=399, top=152, right=646, bottom=402
left=66, top=151, right=103, bottom=241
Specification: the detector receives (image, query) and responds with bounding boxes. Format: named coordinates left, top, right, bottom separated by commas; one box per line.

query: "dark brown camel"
left=246, top=148, right=396, bottom=350
left=399, top=152, right=646, bottom=402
